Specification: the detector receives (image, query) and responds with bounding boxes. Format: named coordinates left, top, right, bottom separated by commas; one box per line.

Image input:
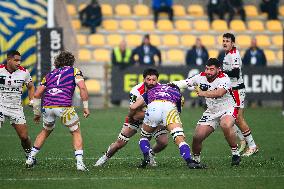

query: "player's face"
left=144, top=75, right=158, bottom=90
left=205, top=65, right=220, bottom=80
left=222, top=37, right=234, bottom=52
left=7, top=55, right=21, bottom=71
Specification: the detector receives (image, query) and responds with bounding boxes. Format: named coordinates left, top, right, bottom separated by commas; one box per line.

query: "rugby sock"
left=139, top=138, right=151, bottom=156
left=233, top=125, right=244, bottom=141
left=179, top=142, right=192, bottom=163
left=30, top=146, right=40, bottom=158
left=231, top=145, right=240, bottom=156
left=242, top=129, right=256, bottom=148
left=193, top=154, right=201, bottom=163
left=24, top=148, right=31, bottom=158
left=75, top=150, right=83, bottom=162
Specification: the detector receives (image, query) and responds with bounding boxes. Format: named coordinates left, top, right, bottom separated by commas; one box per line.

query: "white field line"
left=0, top=175, right=284, bottom=181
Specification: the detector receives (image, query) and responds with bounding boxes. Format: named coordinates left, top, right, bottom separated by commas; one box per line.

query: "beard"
left=145, top=83, right=155, bottom=89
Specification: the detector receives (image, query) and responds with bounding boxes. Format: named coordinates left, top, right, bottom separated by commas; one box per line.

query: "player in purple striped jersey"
left=129, top=84, right=205, bottom=169
left=26, top=51, right=90, bottom=171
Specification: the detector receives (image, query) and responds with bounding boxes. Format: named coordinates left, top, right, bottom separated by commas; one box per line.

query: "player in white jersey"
left=222, top=33, right=258, bottom=157
left=0, top=50, right=35, bottom=163
left=95, top=68, right=168, bottom=166
left=172, top=58, right=241, bottom=166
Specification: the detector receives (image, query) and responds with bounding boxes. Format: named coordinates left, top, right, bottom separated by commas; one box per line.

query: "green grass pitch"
left=0, top=107, right=284, bottom=189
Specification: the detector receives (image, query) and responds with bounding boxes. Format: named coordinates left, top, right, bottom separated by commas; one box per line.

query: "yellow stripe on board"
left=0, top=23, right=11, bottom=35
left=26, top=16, right=46, bottom=29
left=22, top=54, right=36, bottom=67
left=36, top=0, right=47, bottom=7
left=16, top=0, right=47, bottom=17
left=18, top=35, right=36, bottom=55
left=0, top=14, right=16, bottom=27
left=7, top=32, right=24, bottom=49
left=0, top=2, right=32, bottom=17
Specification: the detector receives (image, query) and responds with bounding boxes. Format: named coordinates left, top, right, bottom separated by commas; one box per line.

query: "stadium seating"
left=85, top=79, right=101, bottom=94
left=248, top=20, right=265, bottom=32
left=212, top=20, right=228, bottom=31
left=180, top=35, right=196, bottom=47
left=255, top=35, right=271, bottom=48
left=101, top=4, right=113, bottom=16
left=187, top=4, right=204, bottom=16
left=173, top=4, right=186, bottom=17
left=167, top=50, right=185, bottom=65
left=230, top=20, right=246, bottom=32
left=279, top=5, right=284, bottom=16
left=67, top=4, right=77, bottom=16
left=77, top=34, right=87, bottom=46
left=79, top=49, right=92, bottom=61
left=150, top=34, right=161, bottom=46
left=71, top=19, right=81, bottom=30
left=93, top=49, right=111, bottom=63
left=138, top=19, right=155, bottom=31
left=193, top=20, right=210, bottom=31
left=200, top=35, right=215, bottom=47
left=236, top=35, right=251, bottom=48
left=102, top=19, right=119, bottom=31
left=264, top=50, right=276, bottom=64
left=208, top=50, right=219, bottom=58
left=120, top=20, right=137, bottom=31
left=266, top=20, right=283, bottom=32
left=162, top=34, right=179, bottom=47
left=277, top=51, right=283, bottom=62
left=271, top=35, right=283, bottom=48
left=133, top=4, right=149, bottom=16
left=107, top=34, right=123, bottom=47
left=89, top=34, right=105, bottom=46
left=125, top=34, right=142, bottom=47
left=78, top=3, right=87, bottom=12
left=115, top=4, right=131, bottom=16
left=244, top=5, right=258, bottom=17
left=175, top=20, right=191, bottom=31
left=157, top=20, right=174, bottom=31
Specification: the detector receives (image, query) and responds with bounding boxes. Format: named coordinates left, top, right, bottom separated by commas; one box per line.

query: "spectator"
left=111, top=41, right=133, bottom=69
left=243, top=38, right=267, bottom=67
left=79, top=0, right=102, bottom=34
left=207, top=0, right=226, bottom=23
left=225, top=0, right=246, bottom=23
left=152, top=0, right=174, bottom=23
left=260, top=0, right=279, bottom=20
left=131, top=34, right=162, bottom=66
left=185, top=38, right=209, bottom=108
left=185, top=38, right=209, bottom=66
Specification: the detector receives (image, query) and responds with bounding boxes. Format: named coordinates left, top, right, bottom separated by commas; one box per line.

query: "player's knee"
left=20, top=135, right=30, bottom=142
left=141, top=128, right=152, bottom=139
left=170, top=127, right=185, bottom=141
left=67, top=122, right=80, bottom=132
left=117, top=133, right=130, bottom=145
left=43, top=122, right=55, bottom=131
left=155, top=134, right=168, bottom=148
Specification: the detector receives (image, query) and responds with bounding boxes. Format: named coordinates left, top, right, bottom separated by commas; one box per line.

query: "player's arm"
left=171, top=74, right=198, bottom=89
left=223, top=68, right=240, bottom=79
left=26, top=81, right=35, bottom=103
left=196, top=87, right=226, bottom=98
left=223, top=54, right=240, bottom=79
left=75, top=69, right=90, bottom=118
left=33, top=84, right=46, bottom=124
left=128, top=96, right=146, bottom=123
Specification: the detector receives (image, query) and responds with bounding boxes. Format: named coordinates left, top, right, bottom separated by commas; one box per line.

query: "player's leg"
left=138, top=123, right=156, bottom=168
left=236, top=108, right=258, bottom=156
left=234, top=89, right=258, bottom=156
left=220, top=115, right=240, bottom=166
left=95, top=117, right=138, bottom=166
left=233, top=124, right=246, bottom=153
left=13, top=123, right=32, bottom=158
left=26, top=108, right=56, bottom=168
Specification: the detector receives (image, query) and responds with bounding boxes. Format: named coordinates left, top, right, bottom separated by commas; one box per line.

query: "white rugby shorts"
left=0, top=105, right=26, bottom=124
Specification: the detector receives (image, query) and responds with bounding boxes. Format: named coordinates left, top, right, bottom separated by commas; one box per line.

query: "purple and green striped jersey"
left=41, top=66, right=83, bottom=107
left=142, top=84, right=181, bottom=105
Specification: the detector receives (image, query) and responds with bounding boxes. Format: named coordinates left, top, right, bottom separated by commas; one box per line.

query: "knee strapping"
left=141, top=128, right=152, bottom=138
left=68, top=122, right=80, bottom=132
left=170, top=127, right=185, bottom=141
left=118, top=133, right=130, bottom=142
left=43, top=122, right=55, bottom=131
left=153, top=128, right=168, bottom=140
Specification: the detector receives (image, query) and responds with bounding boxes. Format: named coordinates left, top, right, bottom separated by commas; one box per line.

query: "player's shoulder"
left=18, top=66, right=29, bottom=73
left=228, top=47, right=240, bottom=57
left=199, top=72, right=207, bottom=77
left=130, top=82, right=145, bottom=95
left=0, top=64, right=6, bottom=71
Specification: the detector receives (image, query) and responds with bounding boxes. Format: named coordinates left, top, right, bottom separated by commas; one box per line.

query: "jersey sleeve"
left=230, top=52, right=241, bottom=69
left=217, top=76, right=231, bottom=91
left=172, top=75, right=199, bottom=89
left=24, top=71, right=33, bottom=86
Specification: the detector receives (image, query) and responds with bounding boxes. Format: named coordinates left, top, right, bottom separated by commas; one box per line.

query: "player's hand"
left=195, top=86, right=204, bottom=97
left=34, top=115, right=41, bottom=124
left=83, top=108, right=90, bottom=118
left=28, top=99, right=34, bottom=107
